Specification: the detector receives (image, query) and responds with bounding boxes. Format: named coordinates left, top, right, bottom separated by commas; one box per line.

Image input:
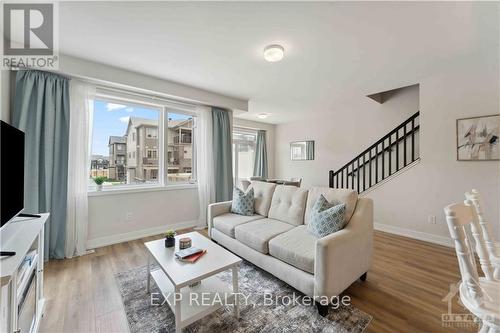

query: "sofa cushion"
left=305, top=187, right=358, bottom=224
left=231, top=187, right=255, bottom=216
left=235, top=218, right=294, bottom=254
left=213, top=213, right=264, bottom=238
left=269, top=225, right=316, bottom=274
left=248, top=181, right=277, bottom=217
left=268, top=185, right=309, bottom=226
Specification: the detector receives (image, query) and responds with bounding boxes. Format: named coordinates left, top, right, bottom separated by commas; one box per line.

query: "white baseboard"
left=86, top=220, right=200, bottom=249
left=87, top=220, right=453, bottom=250
left=374, top=222, right=453, bottom=248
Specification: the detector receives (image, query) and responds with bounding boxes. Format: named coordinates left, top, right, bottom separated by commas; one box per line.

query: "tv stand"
left=18, top=213, right=42, bottom=218
left=0, top=213, right=48, bottom=333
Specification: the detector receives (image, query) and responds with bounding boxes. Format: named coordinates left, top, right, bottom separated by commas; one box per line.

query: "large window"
left=89, top=93, right=196, bottom=191
left=232, top=128, right=257, bottom=185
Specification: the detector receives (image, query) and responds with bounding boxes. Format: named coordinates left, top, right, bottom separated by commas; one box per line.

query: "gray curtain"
left=12, top=70, right=70, bottom=259
left=212, top=107, right=233, bottom=202
left=306, top=141, right=315, bottom=160
left=253, top=130, right=268, bottom=178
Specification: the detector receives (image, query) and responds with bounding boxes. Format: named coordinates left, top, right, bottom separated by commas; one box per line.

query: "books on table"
left=174, top=247, right=207, bottom=263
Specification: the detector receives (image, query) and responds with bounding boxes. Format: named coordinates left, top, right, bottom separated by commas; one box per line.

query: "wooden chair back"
left=444, top=202, right=495, bottom=305
left=465, top=189, right=497, bottom=259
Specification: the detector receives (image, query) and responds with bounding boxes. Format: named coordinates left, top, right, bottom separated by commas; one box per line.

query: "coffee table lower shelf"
left=150, top=268, right=237, bottom=331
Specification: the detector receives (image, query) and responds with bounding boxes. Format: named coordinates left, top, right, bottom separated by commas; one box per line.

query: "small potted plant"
left=164, top=230, right=176, bottom=248
left=94, top=176, right=106, bottom=191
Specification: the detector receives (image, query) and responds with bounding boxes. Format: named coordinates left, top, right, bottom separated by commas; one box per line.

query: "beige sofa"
left=208, top=181, right=373, bottom=315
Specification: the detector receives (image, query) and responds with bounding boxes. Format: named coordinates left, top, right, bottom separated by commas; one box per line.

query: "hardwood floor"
left=40, top=230, right=476, bottom=333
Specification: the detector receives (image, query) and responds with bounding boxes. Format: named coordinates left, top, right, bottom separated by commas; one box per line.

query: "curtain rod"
left=10, top=65, right=73, bottom=80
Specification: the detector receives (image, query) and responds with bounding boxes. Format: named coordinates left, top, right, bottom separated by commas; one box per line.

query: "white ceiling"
left=59, top=2, right=497, bottom=124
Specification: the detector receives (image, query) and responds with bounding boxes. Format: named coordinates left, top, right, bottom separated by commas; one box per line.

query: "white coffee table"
left=145, top=232, right=242, bottom=333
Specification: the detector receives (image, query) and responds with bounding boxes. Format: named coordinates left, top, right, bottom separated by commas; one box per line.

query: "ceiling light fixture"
left=263, top=44, right=284, bottom=62
left=257, top=113, right=270, bottom=119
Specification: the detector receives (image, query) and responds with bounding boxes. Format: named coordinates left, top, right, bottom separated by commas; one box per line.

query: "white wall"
left=87, top=188, right=199, bottom=248
left=276, top=85, right=419, bottom=188
left=0, top=71, right=10, bottom=122
left=275, top=55, right=500, bottom=244
left=59, top=54, right=248, bottom=112
left=233, top=117, right=276, bottom=178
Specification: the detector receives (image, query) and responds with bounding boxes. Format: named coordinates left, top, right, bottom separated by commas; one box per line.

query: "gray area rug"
left=115, top=261, right=371, bottom=333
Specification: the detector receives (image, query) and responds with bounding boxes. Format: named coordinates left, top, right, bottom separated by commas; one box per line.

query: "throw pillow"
left=231, top=187, right=255, bottom=216
left=307, top=194, right=346, bottom=238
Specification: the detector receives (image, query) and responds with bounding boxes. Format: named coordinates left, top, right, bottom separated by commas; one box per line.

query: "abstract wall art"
left=456, top=114, right=500, bottom=161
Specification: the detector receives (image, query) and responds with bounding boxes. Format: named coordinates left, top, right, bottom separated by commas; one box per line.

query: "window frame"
left=88, top=91, right=198, bottom=194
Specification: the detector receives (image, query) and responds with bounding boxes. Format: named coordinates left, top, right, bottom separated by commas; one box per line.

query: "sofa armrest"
left=207, top=201, right=232, bottom=237
left=314, top=197, right=373, bottom=298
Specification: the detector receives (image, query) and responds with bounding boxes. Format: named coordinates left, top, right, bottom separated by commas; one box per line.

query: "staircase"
left=329, top=111, right=420, bottom=194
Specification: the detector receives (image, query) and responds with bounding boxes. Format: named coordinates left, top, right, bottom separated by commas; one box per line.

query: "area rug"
left=115, top=261, right=372, bottom=333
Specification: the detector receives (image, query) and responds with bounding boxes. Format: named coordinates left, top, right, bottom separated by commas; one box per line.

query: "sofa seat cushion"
left=235, top=218, right=294, bottom=254
left=269, top=226, right=316, bottom=274
left=213, top=213, right=264, bottom=238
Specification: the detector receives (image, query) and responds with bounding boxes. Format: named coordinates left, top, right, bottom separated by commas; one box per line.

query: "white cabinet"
left=0, top=214, right=48, bottom=333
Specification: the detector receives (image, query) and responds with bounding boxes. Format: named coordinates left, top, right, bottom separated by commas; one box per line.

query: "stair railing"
left=329, top=111, right=420, bottom=193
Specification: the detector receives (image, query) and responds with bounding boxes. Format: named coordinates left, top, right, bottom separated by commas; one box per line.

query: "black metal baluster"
left=344, top=168, right=347, bottom=189
left=345, top=165, right=354, bottom=188
left=396, top=129, right=400, bottom=172
left=382, top=140, right=385, bottom=180
left=403, top=123, right=407, bottom=167
left=351, top=162, right=355, bottom=189
left=369, top=148, right=372, bottom=188
left=357, top=158, right=360, bottom=193
left=344, top=165, right=352, bottom=188
left=375, top=144, right=379, bottom=184
left=336, top=173, right=339, bottom=188
left=341, top=168, right=344, bottom=189
left=329, top=170, right=334, bottom=188
left=339, top=167, right=345, bottom=188
left=341, top=168, right=344, bottom=188
left=362, top=153, right=366, bottom=192
left=388, top=135, right=392, bottom=176
left=411, top=117, right=415, bottom=162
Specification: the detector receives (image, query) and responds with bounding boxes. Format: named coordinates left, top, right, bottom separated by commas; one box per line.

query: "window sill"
left=87, top=183, right=198, bottom=197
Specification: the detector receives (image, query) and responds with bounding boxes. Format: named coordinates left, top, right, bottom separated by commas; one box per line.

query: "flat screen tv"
left=1, top=120, right=25, bottom=227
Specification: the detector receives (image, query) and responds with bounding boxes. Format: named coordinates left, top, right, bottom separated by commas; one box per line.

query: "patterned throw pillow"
left=307, top=195, right=346, bottom=238
left=231, top=187, right=255, bottom=216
